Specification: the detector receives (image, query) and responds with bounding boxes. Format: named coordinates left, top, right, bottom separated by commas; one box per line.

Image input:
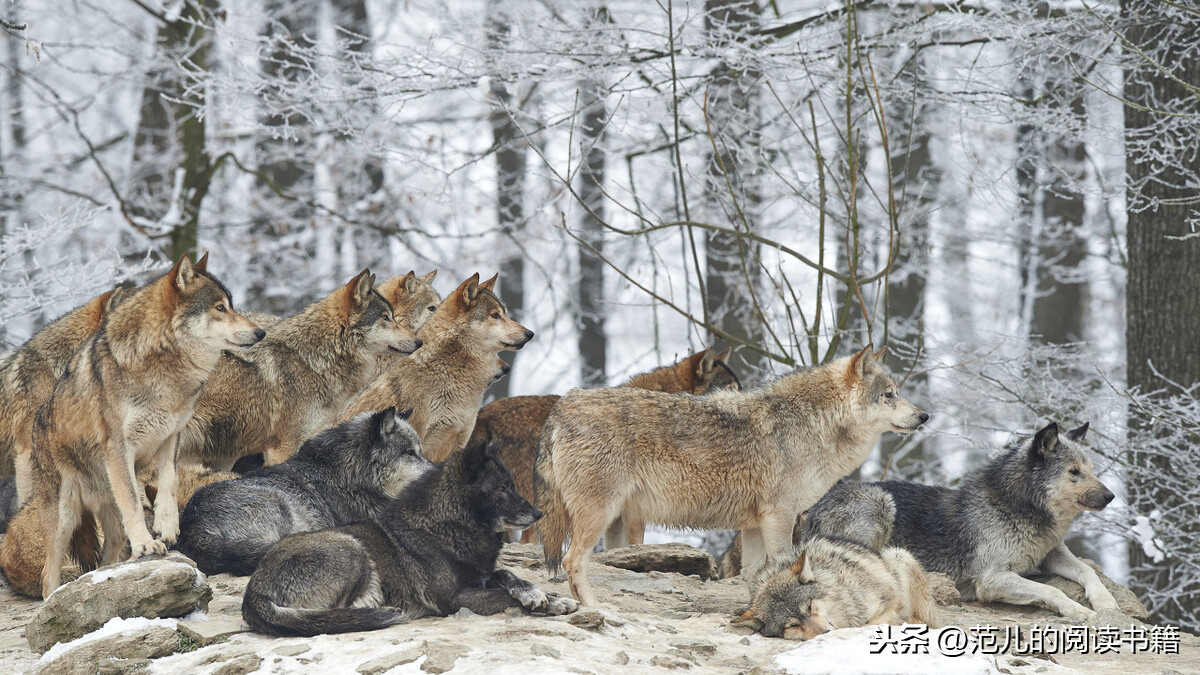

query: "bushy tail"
left=176, top=528, right=273, bottom=577
left=533, top=419, right=568, bottom=576
left=242, top=590, right=412, bottom=637
left=0, top=504, right=98, bottom=597
left=717, top=533, right=743, bottom=579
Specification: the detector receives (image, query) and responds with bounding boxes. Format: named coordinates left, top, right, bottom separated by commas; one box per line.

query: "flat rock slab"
left=595, top=543, right=718, bottom=580
left=32, top=625, right=180, bottom=675
left=177, top=617, right=249, bottom=646
left=27, top=555, right=210, bottom=653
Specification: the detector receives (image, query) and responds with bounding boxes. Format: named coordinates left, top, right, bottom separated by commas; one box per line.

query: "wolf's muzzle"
left=1081, top=489, right=1115, bottom=511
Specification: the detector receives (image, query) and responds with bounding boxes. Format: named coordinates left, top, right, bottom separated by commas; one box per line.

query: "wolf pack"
left=0, top=253, right=1123, bottom=646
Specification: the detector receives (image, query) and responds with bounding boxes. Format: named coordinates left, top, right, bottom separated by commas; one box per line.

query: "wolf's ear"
left=845, top=344, right=874, bottom=383
left=419, top=269, right=438, bottom=284
left=402, top=271, right=419, bottom=294
left=172, top=253, right=196, bottom=293
left=479, top=273, right=498, bottom=292
left=344, top=269, right=374, bottom=312
left=375, top=406, right=400, bottom=440
left=193, top=251, right=209, bottom=273
left=873, top=346, right=887, bottom=362
left=714, top=347, right=732, bottom=363
left=1066, top=421, right=1089, bottom=442
left=460, top=438, right=490, bottom=479
left=732, top=608, right=762, bottom=630
left=398, top=407, right=414, bottom=422
left=790, top=552, right=814, bottom=583
left=1032, top=422, right=1060, bottom=459
left=456, top=273, right=482, bottom=306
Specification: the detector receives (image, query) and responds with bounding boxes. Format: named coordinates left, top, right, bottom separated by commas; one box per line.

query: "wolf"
left=235, top=272, right=437, bottom=334
left=469, top=347, right=738, bottom=545
left=29, top=253, right=264, bottom=597
left=177, top=269, right=421, bottom=469
left=0, top=287, right=125, bottom=502
left=241, top=439, right=578, bottom=637
left=733, top=536, right=940, bottom=639
left=718, top=478, right=896, bottom=579
left=535, top=345, right=927, bottom=605
left=177, top=408, right=431, bottom=576
left=0, top=478, right=17, bottom=532
left=339, top=273, right=534, bottom=462
left=816, top=422, right=1118, bottom=620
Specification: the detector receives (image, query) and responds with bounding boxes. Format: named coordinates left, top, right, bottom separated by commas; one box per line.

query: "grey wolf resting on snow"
left=242, top=440, right=577, bottom=636
left=177, top=408, right=430, bottom=576
left=535, top=344, right=928, bottom=605
left=812, top=421, right=1119, bottom=620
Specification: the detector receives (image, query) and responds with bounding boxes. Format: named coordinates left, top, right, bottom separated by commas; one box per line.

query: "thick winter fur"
left=535, top=345, right=927, bottom=605
left=0, top=478, right=16, bottom=532
left=734, top=536, right=940, bottom=639
left=718, top=479, right=895, bottom=578
left=469, top=348, right=739, bottom=545
left=30, top=253, right=264, bottom=597
left=819, top=422, right=1119, bottom=620
left=178, top=269, right=421, bottom=469
left=340, top=273, right=534, bottom=461
left=241, top=440, right=577, bottom=637
left=177, top=408, right=431, bottom=576
left=0, top=288, right=124, bottom=502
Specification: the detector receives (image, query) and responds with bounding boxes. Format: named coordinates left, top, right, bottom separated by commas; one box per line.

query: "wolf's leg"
left=489, top=568, right=547, bottom=611
left=975, top=569, right=1093, bottom=620
left=42, top=485, right=80, bottom=597
left=1040, top=543, right=1120, bottom=612
left=97, top=500, right=127, bottom=565
left=449, top=587, right=521, bottom=615
left=625, top=517, right=645, bottom=546
left=151, top=435, right=180, bottom=545
left=760, top=510, right=797, bottom=567
left=564, top=507, right=608, bottom=606
left=883, top=549, right=941, bottom=628
left=740, top=527, right=767, bottom=591
left=14, top=447, right=33, bottom=505
left=604, top=516, right=629, bottom=550
left=103, top=440, right=163, bottom=559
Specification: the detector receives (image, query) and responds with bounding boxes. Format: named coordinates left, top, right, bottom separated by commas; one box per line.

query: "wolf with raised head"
left=536, top=345, right=927, bottom=605
left=241, top=439, right=577, bottom=637
left=30, top=253, right=263, bottom=597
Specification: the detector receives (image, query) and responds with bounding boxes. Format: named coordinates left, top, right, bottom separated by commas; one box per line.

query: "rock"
left=670, top=639, right=716, bottom=656
left=419, top=641, right=465, bottom=674
left=928, top=572, right=961, bottom=605
left=454, top=607, right=475, bottom=619
left=594, top=544, right=718, bottom=580
left=530, top=643, right=561, bottom=658
left=1040, top=559, right=1149, bottom=619
left=176, top=617, right=248, bottom=646
left=96, top=658, right=151, bottom=675
left=1086, top=608, right=1144, bottom=628
left=650, top=654, right=692, bottom=669
left=273, top=643, right=311, bottom=657
left=211, top=654, right=262, bottom=675
left=566, top=609, right=605, bottom=630
left=27, top=556, right=210, bottom=653
left=32, top=625, right=180, bottom=675
left=357, top=648, right=420, bottom=674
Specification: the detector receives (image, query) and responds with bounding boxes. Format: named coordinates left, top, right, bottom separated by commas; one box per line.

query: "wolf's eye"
left=215, top=303, right=227, bottom=313
left=883, top=391, right=894, bottom=400
left=491, top=312, right=500, bottom=319
left=1070, top=468, right=1082, bottom=477
left=427, top=305, right=437, bottom=313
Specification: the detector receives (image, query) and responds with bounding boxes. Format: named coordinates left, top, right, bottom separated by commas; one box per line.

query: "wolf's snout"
left=254, top=328, right=266, bottom=341
left=500, top=363, right=511, bottom=375
left=917, top=412, right=930, bottom=425
left=412, top=338, right=423, bottom=350
left=1082, top=488, right=1115, bottom=511
left=524, top=329, right=535, bottom=340
left=531, top=507, right=544, bottom=521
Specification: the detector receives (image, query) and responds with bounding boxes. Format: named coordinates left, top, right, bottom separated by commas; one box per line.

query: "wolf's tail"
left=534, top=418, right=569, bottom=577
left=242, top=589, right=414, bottom=637
left=176, top=528, right=273, bottom=577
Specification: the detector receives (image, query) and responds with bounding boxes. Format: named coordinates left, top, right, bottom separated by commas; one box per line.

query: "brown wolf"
left=733, top=537, right=940, bottom=639
left=339, top=273, right=533, bottom=462
left=468, top=348, right=738, bottom=545
left=30, top=253, right=263, bottom=596
left=0, top=287, right=125, bottom=502
left=177, top=269, right=421, bottom=469
left=535, top=345, right=928, bottom=605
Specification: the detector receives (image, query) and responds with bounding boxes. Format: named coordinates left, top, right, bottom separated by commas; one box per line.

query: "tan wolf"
left=177, top=269, right=422, bottom=469
left=30, top=253, right=264, bottom=596
left=468, top=348, right=738, bottom=545
left=535, top=345, right=927, bottom=605
left=0, top=287, right=125, bottom=502
left=339, top=273, right=533, bottom=461
left=733, top=537, right=940, bottom=639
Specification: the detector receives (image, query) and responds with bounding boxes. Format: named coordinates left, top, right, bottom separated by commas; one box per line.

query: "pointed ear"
left=403, top=270, right=419, bottom=294
left=419, top=269, right=438, bottom=284
left=172, top=253, right=196, bottom=293
left=732, top=608, right=762, bottom=630
left=678, top=349, right=711, bottom=382
left=398, top=407, right=414, bottom=422
left=845, top=344, right=873, bottom=383
left=373, top=406, right=400, bottom=442
left=873, top=346, right=887, bottom=362
left=1032, top=422, right=1060, bottom=459
left=460, top=438, right=489, bottom=480
left=1066, top=422, right=1089, bottom=442
left=343, top=269, right=375, bottom=314
left=479, top=273, right=498, bottom=292
left=193, top=251, right=209, bottom=273
left=714, top=347, right=732, bottom=363
left=456, top=273, right=481, bottom=306
left=791, top=552, right=814, bottom=583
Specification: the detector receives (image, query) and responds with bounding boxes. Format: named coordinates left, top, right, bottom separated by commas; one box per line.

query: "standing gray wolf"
left=177, top=408, right=431, bottom=576
left=339, top=273, right=534, bottom=462
left=177, top=269, right=421, bottom=469
left=469, top=347, right=738, bottom=545
left=241, top=439, right=578, bottom=637
left=535, top=345, right=927, bottom=605
left=733, top=536, right=940, bottom=639
left=30, top=253, right=264, bottom=597
left=0, top=287, right=125, bottom=502
left=813, top=421, right=1118, bottom=620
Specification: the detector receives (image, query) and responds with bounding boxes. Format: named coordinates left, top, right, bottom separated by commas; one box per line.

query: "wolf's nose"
left=1102, top=491, right=1115, bottom=506
left=500, top=364, right=511, bottom=374
left=917, top=412, right=930, bottom=425
left=254, top=328, right=266, bottom=341
left=412, top=338, right=423, bottom=350
left=531, top=508, right=544, bottom=521
left=524, top=329, right=535, bottom=340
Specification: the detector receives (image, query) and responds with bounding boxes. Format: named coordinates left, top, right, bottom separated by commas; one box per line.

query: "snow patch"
left=38, top=616, right=179, bottom=665
left=1132, top=510, right=1166, bottom=563
left=773, top=627, right=999, bottom=675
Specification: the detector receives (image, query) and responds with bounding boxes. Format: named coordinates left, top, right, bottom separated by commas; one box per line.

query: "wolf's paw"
left=1060, top=604, right=1094, bottom=622
left=545, top=596, right=579, bottom=616
left=153, top=511, right=179, bottom=544
left=1090, top=595, right=1120, bottom=612
left=512, top=584, right=549, bottom=611
left=129, top=539, right=167, bottom=560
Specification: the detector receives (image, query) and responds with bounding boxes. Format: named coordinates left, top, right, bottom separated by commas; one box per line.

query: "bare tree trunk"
left=576, top=14, right=607, bottom=387
left=258, top=0, right=318, bottom=221
left=1123, top=0, right=1200, bottom=626
left=486, top=1, right=527, bottom=399
left=703, top=0, right=762, bottom=377
left=130, top=0, right=218, bottom=261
